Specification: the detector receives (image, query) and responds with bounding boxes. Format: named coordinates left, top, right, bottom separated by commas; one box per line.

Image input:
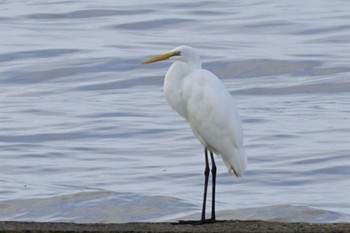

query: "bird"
left=142, top=46, right=247, bottom=224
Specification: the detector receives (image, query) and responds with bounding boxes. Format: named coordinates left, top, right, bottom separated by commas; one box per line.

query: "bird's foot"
left=174, top=219, right=220, bottom=225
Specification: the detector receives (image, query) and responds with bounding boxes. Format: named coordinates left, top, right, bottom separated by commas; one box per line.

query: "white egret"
left=142, top=46, right=247, bottom=223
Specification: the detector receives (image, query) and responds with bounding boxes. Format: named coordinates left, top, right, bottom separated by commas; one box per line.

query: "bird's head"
left=142, top=46, right=201, bottom=68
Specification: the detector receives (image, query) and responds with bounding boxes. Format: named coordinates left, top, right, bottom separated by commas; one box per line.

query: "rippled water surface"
left=1, top=0, right=350, bottom=223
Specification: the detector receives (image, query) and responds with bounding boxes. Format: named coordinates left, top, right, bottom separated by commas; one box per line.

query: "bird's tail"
left=222, top=147, right=247, bottom=177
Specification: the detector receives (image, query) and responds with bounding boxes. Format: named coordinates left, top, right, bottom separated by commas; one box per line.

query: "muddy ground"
left=0, top=220, right=350, bottom=233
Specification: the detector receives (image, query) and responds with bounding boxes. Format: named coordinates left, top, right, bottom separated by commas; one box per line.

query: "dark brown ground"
left=0, top=220, right=350, bottom=233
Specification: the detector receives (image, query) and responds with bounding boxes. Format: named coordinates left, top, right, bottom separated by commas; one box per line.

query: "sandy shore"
left=0, top=220, right=349, bottom=233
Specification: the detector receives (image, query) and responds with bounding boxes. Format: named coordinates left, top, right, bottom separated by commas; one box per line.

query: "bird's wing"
left=182, top=69, right=246, bottom=176
left=182, top=69, right=243, bottom=148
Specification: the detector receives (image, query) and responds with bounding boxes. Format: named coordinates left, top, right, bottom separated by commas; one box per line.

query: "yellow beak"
left=142, top=51, right=177, bottom=64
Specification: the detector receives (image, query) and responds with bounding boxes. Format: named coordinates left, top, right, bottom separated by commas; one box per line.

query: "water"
left=1, top=0, right=350, bottom=223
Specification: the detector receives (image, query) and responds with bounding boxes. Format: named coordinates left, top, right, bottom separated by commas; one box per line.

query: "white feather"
left=163, top=46, right=247, bottom=177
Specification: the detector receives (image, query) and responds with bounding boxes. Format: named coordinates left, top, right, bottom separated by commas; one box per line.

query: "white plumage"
left=160, top=46, right=246, bottom=176
left=143, top=45, right=247, bottom=222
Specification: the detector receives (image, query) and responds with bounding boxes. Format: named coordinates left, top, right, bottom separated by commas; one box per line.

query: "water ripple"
left=0, top=0, right=349, bottom=224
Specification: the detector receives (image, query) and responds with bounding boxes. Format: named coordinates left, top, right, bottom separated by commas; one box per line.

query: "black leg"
left=210, top=151, right=217, bottom=221
left=175, top=149, right=219, bottom=225
left=201, top=148, right=210, bottom=223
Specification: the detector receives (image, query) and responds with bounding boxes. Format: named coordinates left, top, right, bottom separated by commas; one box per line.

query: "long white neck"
left=163, top=61, right=198, bottom=119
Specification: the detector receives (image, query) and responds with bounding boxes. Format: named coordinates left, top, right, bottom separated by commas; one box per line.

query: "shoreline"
left=0, top=220, right=349, bottom=233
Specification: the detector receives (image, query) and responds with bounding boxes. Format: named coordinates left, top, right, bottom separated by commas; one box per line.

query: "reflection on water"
left=0, top=191, right=194, bottom=223
left=0, top=0, right=349, bottom=223
left=1, top=191, right=349, bottom=223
